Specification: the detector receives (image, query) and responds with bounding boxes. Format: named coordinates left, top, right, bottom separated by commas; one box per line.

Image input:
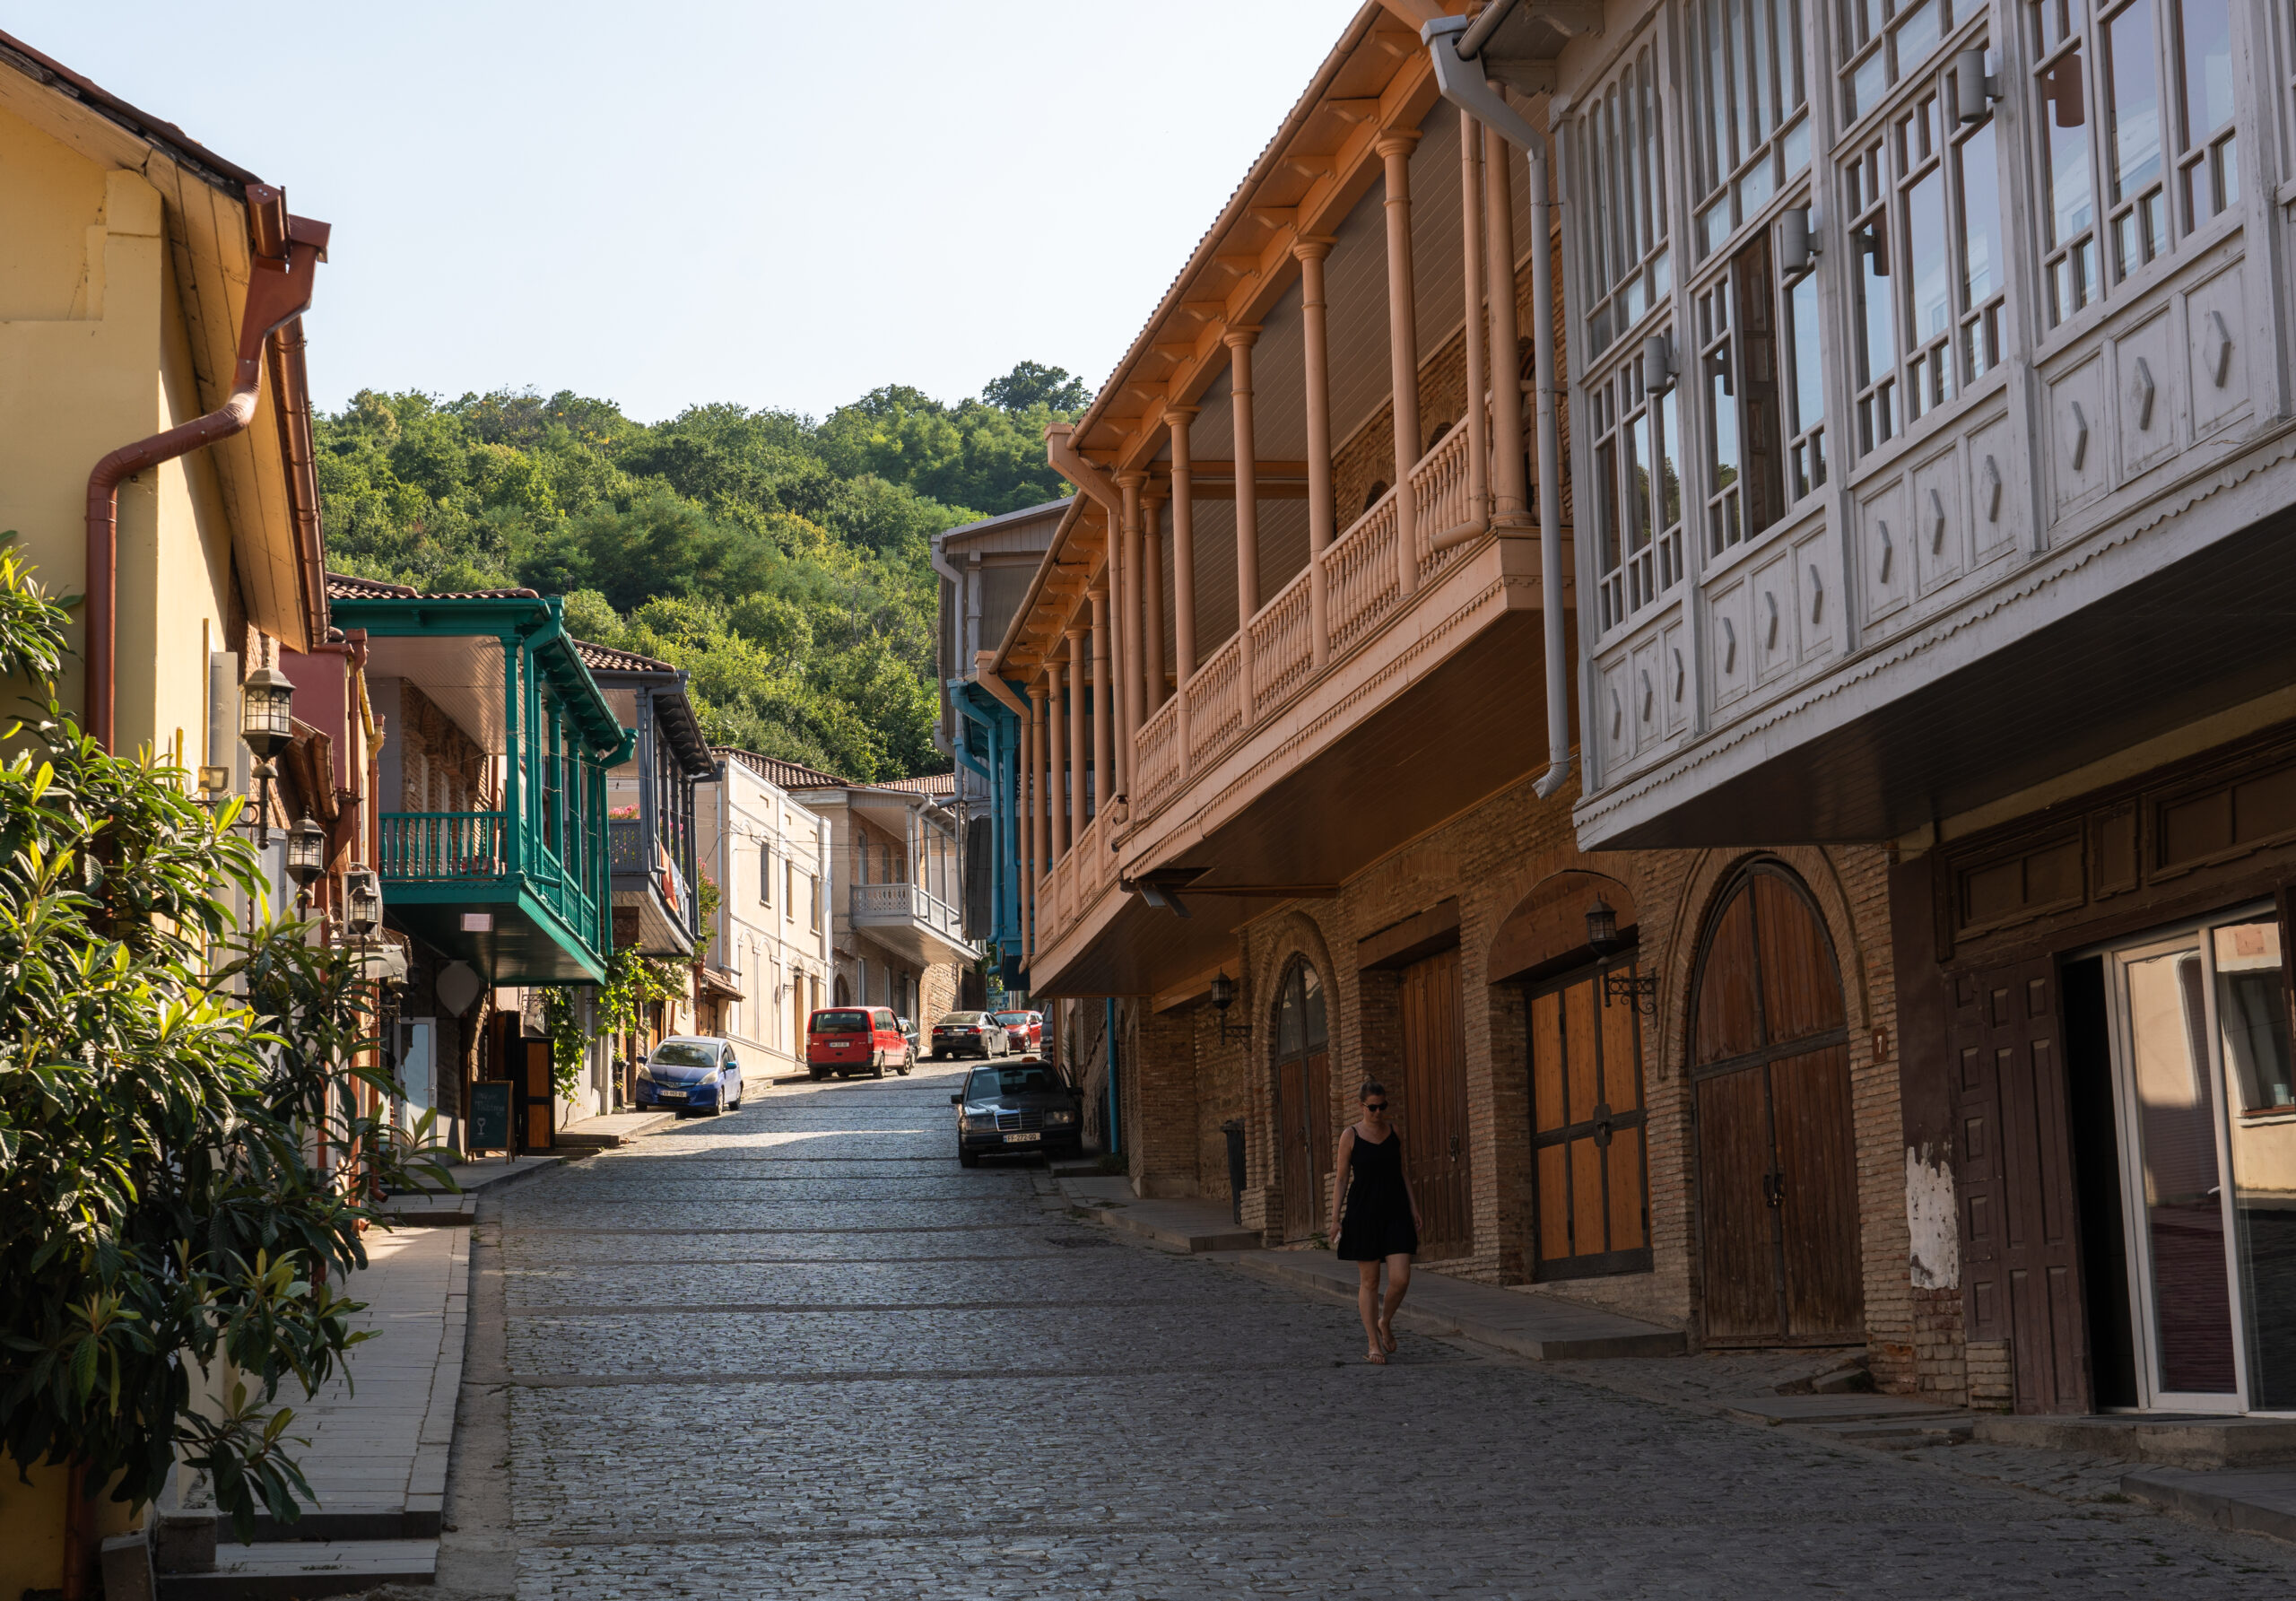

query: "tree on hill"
left=314, top=363, right=1081, bottom=779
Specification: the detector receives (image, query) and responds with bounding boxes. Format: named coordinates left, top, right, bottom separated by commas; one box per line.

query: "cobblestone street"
left=435, top=1062, right=2296, bottom=1598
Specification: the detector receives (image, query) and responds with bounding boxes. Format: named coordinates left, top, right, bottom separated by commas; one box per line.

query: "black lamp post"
left=1211, top=970, right=1248, bottom=1045
left=1588, top=893, right=1659, bottom=1015
left=238, top=665, right=297, bottom=848
left=284, top=814, right=327, bottom=904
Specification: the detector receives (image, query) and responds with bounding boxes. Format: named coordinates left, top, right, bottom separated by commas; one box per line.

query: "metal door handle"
left=1448, top=1133, right=1461, bottom=1159
left=1761, top=1170, right=1785, bottom=1209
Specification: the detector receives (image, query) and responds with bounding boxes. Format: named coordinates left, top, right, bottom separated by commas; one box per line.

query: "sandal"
left=1365, top=1343, right=1388, bottom=1364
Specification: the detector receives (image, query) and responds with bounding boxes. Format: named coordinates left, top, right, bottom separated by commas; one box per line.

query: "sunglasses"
left=1364, top=1101, right=1387, bottom=1111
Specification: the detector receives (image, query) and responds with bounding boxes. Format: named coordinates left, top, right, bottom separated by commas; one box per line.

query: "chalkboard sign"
left=468, top=1081, right=512, bottom=1154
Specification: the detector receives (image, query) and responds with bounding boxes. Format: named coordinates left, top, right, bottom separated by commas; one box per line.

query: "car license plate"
left=660, top=1090, right=687, bottom=1101
left=1004, top=1131, right=1039, bottom=1144
left=831, top=1042, right=848, bottom=1049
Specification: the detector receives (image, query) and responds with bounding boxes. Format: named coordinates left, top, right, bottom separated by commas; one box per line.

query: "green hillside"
left=316, top=363, right=1088, bottom=781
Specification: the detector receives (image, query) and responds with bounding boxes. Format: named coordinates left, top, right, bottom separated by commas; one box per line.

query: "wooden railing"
left=1326, top=488, right=1401, bottom=656
left=380, top=811, right=505, bottom=880
left=1185, top=633, right=1247, bottom=769
left=1135, top=696, right=1183, bottom=817
left=1248, top=565, right=1315, bottom=719
left=1410, top=420, right=1477, bottom=585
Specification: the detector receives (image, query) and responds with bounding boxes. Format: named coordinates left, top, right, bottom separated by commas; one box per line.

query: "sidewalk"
left=166, top=1227, right=465, bottom=1597
left=1052, top=1173, right=1687, bottom=1362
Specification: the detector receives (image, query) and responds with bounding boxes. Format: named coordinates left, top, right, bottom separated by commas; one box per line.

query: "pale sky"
left=10, top=2, right=1360, bottom=423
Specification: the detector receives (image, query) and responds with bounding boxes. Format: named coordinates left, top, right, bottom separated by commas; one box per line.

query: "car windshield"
left=935, top=1013, right=984, bottom=1026
left=650, top=1042, right=717, bottom=1067
left=992, top=1013, right=1032, bottom=1027
left=813, top=1011, right=870, bottom=1033
left=968, top=1067, right=1060, bottom=1100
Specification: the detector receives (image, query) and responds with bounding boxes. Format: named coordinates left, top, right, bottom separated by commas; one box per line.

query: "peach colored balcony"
left=1028, top=422, right=1571, bottom=998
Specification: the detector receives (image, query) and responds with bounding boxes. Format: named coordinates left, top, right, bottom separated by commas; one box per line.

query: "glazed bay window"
left=1840, top=0, right=1957, bottom=117
left=1698, top=232, right=1790, bottom=558
left=1842, top=57, right=2007, bottom=455
left=1577, top=43, right=1670, bottom=360
left=1592, top=348, right=1685, bottom=631
left=1691, top=0, right=1813, bottom=257
left=2032, top=0, right=2239, bottom=327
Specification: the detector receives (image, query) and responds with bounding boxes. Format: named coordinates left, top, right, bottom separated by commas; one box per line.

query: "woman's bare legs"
left=1355, top=1261, right=1387, bottom=1362
left=1378, top=1254, right=1412, bottom=1350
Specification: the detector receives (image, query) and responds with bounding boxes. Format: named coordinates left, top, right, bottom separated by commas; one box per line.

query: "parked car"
left=951, top=1063, right=1083, bottom=1166
left=991, top=1009, right=1043, bottom=1054
left=930, top=1011, right=1010, bottom=1059
left=807, top=1007, right=912, bottom=1079
left=635, top=1036, right=744, bottom=1117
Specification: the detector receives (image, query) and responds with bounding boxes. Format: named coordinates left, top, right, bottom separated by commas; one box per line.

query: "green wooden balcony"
left=332, top=591, right=632, bottom=985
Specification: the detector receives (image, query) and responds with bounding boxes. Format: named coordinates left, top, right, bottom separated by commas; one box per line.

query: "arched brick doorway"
left=1691, top=860, right=1864, bottom=1345
left=1272, top=959, right=1332, bottom=1243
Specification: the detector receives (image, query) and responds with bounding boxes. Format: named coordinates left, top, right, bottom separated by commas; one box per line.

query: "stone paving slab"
left=381, top=1154, right=567, bottom=1225
left=1221, top=1245, right=1687, bottom=1360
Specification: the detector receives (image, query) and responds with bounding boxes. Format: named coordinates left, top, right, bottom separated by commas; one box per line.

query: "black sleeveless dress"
left=1335, top=1128, right=1418, bottom=1260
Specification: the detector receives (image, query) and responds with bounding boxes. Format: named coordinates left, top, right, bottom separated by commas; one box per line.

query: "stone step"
left=553, top=1109, right=677, bottom=1148
left=2123, top=1466, right=2296, bottom=1540
left=157, top=1538, right=436, bottom=1600
left=1718, top=1394, right=1969, bottom=1427
left=1058, top=1177, right=1264, bottom=1253
left=1974, top=1413, right=2296, bottom=1470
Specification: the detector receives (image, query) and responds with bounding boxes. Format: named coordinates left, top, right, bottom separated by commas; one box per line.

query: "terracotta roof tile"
left=571, top=638, right=677, bottom=674
left=712, top=747, right=850, bottom=790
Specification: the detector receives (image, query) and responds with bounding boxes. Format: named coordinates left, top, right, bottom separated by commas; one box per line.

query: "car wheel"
left=871, top=1050, right=886, bottom=1080
left=896, top=1053, right=911, bottom=1077
left=958, top=1144, right=979, bottom=1169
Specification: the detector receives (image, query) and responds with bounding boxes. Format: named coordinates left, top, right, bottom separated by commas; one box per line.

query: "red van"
left=807, top=1007, right=912, bottom=1080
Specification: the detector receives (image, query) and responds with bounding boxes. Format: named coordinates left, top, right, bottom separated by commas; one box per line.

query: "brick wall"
left=397, top=683, right=490, bottom=814
left=1119, top=773, right=1928, bottom=1386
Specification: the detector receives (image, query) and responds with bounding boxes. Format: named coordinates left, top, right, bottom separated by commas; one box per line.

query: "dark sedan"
left=952, top=1064, right=1083, bottom=1167
left=930, top=1011, right=1010, bottom=1059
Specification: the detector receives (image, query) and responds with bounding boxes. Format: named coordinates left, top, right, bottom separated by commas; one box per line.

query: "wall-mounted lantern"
left=285, top=814, right=328, bottom=898
left=1211, top=970, right=1250, bottom=1045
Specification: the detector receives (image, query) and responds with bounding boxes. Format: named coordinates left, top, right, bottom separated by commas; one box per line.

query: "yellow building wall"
left=0, top=1457, right=143, bottom=1599
left=0, top=102, right=239, bottom=767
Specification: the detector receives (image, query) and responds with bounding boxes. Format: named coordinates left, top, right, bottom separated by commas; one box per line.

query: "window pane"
left=2178, top=0, right=2235, bottom=142
left=2043, top=48, right=2094, bottom=247
left=2213, top=918, right=2296, bottom=1409
left=2107, top=0, right=2164, bottom=202
left=1625, top=413, right=1651, bottom=553
left=1908, top=167, right=1952, bottom=344
left=1596, top=439, right=1621, bottom=573
left=1659, top=388, right=1684, bottom=531
left=1895, top=0, right=1942, bottom=73
left=1789, top=273, right=1825, bottom=434
left=1857, top=229, right=1894, bottom=383
left=1957, top=121, right=2003, bottom=304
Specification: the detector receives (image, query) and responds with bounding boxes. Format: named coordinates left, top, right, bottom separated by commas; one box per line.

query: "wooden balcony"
left=379, top=808, right=608, bottom=984
left=1030, top=424, right=1572, bottom=997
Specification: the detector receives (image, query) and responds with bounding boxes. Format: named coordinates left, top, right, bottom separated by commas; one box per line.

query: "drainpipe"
left=1421, top=15, right=1571, bottom=800
left=84, top=187, right=325, bottom=753
left=1105, top=996, right=1120, bottom=1159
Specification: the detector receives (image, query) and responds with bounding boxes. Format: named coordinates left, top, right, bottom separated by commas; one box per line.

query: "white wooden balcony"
left=847, top=880, right=974, bottom=968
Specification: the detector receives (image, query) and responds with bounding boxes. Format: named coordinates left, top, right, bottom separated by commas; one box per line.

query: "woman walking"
left=1329, top=1080, right=1420, bottom=1364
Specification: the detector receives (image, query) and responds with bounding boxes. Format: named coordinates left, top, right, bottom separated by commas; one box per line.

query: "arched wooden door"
left=1274, top=961, right=1333, bottom=1243
left=1692, top=864, right=1864, bottom=1344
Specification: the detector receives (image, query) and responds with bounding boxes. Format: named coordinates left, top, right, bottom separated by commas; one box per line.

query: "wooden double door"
left=1692, top=866, right=1864, bottom=1344
left=1528, top=955, right=1652, bottom=1277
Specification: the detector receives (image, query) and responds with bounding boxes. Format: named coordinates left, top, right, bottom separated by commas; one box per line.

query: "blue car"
left=634, top=1036, right=744, bottom=1117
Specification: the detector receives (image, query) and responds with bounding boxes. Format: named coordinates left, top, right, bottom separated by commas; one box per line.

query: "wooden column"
left=1089, top=581, right=1113, bottom=822
left=1117, top=473, right=1145, bottom=796
left=1226, top=326, right=1261, bottom=701
left=1377, top=128, right=1424, bottom=596
left=1025, top=682, right=1048, bottom=956
left=1459, top=108, right=1490, bottom=530
left=1142, top=487, right=1167, bottom=710
left=1295, top=236, right=1336, bottom=670
left=1063, top=624, right=1087, bottom=845
left=1485, top=121, right=1531, bottom=527
left=1166, top=405, right=1198, bottom=685
left=1047, top=653, right=1070, bottom=859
